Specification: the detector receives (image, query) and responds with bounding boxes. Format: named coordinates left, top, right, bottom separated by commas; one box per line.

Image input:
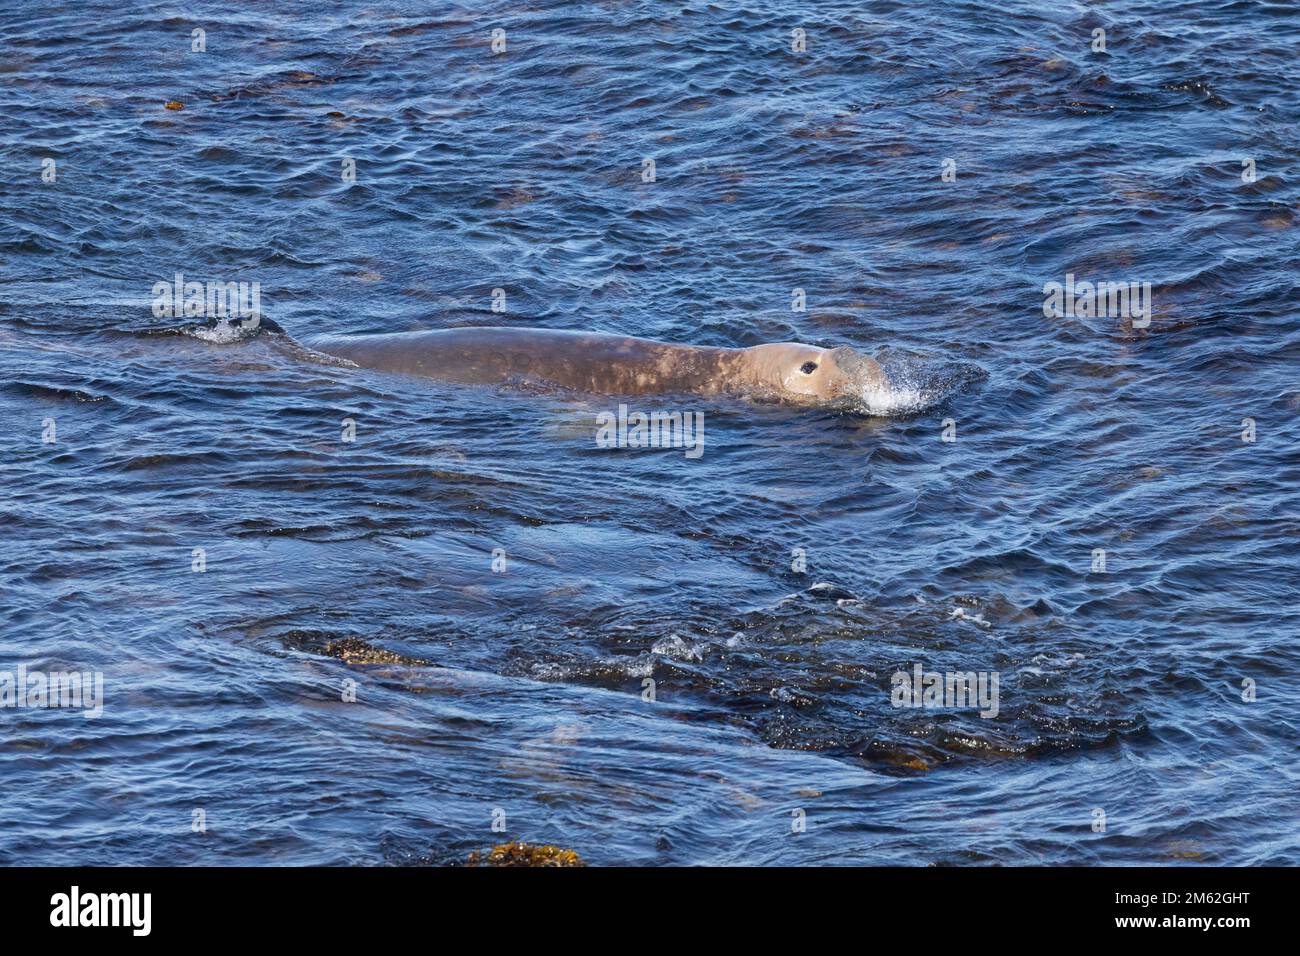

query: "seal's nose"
left=829, top=346, right=886, bottom=391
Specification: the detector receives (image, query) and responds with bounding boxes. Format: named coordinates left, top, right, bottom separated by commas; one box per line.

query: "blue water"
left=2, top=0, right=1298, bottom=865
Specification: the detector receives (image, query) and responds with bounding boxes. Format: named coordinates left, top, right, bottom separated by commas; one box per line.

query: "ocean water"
left=1, top=0, right=1298, bottom=865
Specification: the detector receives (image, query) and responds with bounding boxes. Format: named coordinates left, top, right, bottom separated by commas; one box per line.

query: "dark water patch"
left=2, top=381, right=114, bottom=404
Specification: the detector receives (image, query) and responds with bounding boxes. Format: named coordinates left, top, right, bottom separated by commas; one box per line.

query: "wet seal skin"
left=306, top=326, right=888, bottom=410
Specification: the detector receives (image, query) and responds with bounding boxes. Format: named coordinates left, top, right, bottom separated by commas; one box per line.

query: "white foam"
left=651, top=633, right=707, bottom=663
left=186, top=319, right=249, bottom=344
left=950, top=607, right=992, bottom=629
left=854, top=380, right=928, bottom=416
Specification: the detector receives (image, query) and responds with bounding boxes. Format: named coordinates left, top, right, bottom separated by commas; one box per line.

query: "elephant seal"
left=307, top=327, right=887, bottom=408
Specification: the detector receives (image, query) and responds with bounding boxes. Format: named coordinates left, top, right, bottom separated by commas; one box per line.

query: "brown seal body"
left=308, top=327, right=885, bottom=406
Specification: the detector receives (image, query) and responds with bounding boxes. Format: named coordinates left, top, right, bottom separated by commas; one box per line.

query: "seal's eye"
left=800, top=361, right=818, bottom=374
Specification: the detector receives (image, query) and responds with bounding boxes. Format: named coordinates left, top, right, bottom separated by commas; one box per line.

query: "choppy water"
left=2, top=0, right=1298, bottom=865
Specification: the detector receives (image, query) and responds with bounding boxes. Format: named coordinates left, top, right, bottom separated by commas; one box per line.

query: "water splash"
left=152, top=316, right=355, bottom=367
left=186, top=317, right=255, bottom=344
left=132, top=315, right=281, bottom=343
left=848, top=355, right=987, bottom=416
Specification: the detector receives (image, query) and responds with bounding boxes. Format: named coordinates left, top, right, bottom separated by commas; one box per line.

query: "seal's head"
left=746, top=343, right=887, bottom=408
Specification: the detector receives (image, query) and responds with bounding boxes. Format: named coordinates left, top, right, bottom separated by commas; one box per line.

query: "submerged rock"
left=323, top=636, right=429, bottom=666
left=466, top=842, right=585, bottom=867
